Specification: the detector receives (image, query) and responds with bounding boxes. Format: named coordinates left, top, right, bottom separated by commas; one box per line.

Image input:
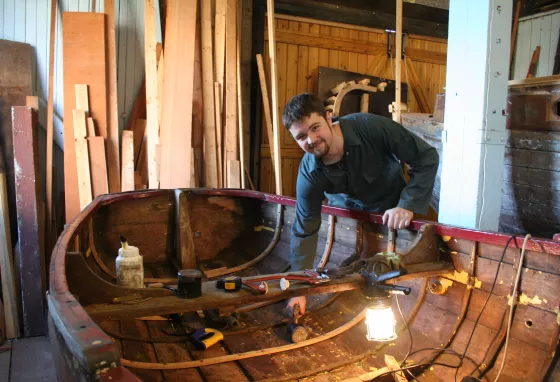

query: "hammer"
left=287, top=304, right=308, bottom=343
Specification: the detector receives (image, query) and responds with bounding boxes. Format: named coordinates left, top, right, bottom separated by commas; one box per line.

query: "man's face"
left=288, top=112, right=333, bottom=159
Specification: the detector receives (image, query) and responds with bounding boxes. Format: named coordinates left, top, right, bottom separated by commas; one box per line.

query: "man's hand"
left=287, top=296, right=307, bottom=317
left=382, top=207, right=413, bottom=229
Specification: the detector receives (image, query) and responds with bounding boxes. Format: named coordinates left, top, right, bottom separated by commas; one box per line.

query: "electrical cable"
left=395, top=294, right=419, bottom=381
left=453, top=235, right=516, bottom=382
left=493, top=234, right=531, bottom=382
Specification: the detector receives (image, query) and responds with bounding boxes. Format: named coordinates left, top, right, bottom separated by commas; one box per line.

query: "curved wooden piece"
left=88, top=219, right=176, bottom=284
left=317, top=215, right=335, bottom=269
left=401, top=224, right=440, bottom=265
left=120, top=308, right=366, bottom=370
left=203, top=204, right=283, bottom=278
left=333, top=83, right=379, bottom=116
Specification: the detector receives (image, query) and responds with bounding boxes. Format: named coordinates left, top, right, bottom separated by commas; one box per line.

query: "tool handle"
left=387, top=228, right=396, bottom=253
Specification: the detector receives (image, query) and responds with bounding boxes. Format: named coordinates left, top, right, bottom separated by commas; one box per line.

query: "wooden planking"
left=201, top=0, right=218, bottom=188
left=87, top=136, right=109, bottom=197
left=75, top=84, right=89, bottom=113
left=258, top=16, right=447, bottom=196
left=224, top=0, right=239, bottom=187
left=214, top=0, right=226, bottom=101
left=121, top=130, right=134, bottom=192
left=62, top=12, right=107, bottom=222
left=227, top=160, right=242, bottom=189
left=133, top=119, right=147, bottom=168
left=159, top=0, right=197, bottom=189
left=12, top=106, right=45, bottom=337
left=144, top=0, right=159, bottom=189
left=104, top=0, right=120, bottom=193
left=72, top=109, right=93, bottom=210
left=214, top=83, right=224, bottom=187
left=86, top=117, right=96, bottom=137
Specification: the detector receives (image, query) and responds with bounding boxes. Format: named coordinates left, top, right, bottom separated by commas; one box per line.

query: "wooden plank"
left=156, top=49, right=165, bottom=130
left=12, top=106, right=45, bottom=337
left=227, top=160, right=241, bottom=188
left=159, top=0, right=197, bottom=189
left=201, top=0, right=218, bottom=188
left=405, top=57, right=431, bottom=113
left=75, top=84, right=89, bottom=114
left=174, top=189, right=196, bottom=269
left=144, top=0, right=160, bottom=189
left=237, top=0, right=246, bottom=189
left=121, top=130, right=134, bottom=192
left=104, top=0, right=120, bottom=193
left=224, top=0, right=239, bottom=187
left=256, top=54, right=276, bottom=179
left=73, top=110, right=93, bottom=210
left=215, top=0, right=226, bottom=99
left=266, top=29, right=447, bottom=65
left=125, top=79, right=146, bottom=131
left=267, top=0, right=283, bottom=195
left=133, top=119, right=147, bottom=168
left=0, top=144, right=18, bottom=339
left=214, top=83, right=224, bottom=188
left=394, top=0, right=403, bottom=122
left=86, top=117, right=96, bottom=137
left=87, top=136, right=109, bottom=197
left=527, top=45, right=541, bottom=78
left=62, top=13, right=107, bottom=222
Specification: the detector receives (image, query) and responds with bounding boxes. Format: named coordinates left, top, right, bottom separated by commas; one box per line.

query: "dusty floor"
left=0, top=336, right=56, bottom=382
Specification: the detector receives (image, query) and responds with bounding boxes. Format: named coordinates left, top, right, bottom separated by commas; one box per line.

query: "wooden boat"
left=48, top=189, right=560, bottom=381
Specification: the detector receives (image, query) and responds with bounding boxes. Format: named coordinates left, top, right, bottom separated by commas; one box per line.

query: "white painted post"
left=438, top=0, right=512, bottom=231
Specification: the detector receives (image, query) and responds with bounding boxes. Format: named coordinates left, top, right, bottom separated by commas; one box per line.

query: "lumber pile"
left=58, top=0, right=250, bottom=226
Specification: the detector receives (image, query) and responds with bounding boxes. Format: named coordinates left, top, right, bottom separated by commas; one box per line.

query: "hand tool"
left=191, top=328, right=224, bottom=349
left=216, top=276, right=268, bottom=294
left=287, top=303, right=308, bottom=343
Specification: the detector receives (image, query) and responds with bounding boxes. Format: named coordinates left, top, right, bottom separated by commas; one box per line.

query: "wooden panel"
left=144, top=0, right=159, bottom=189
left=159, top=0, right=197, bottom=189
left=12, top=106, right=45, bottom=336
left=87, top=136, right=109, bottom=198
left=224, top=0, right=238, bottom=187
left=121, top=130, right=134, bottom=192
left=62, top=12, right=107, bottom=222
left=73, top=109, right=93, bottom=210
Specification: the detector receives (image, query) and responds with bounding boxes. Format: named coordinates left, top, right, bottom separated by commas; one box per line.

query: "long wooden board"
left=159, top=0, right=198, bottom=188
left=104, top=0, right=120, bottom=194
left=87, top=137, right=109, bottom=197
left=224, top=0, right=238, bottom=187
left=121, top=131, right=134, bottom=192
left=144, top=0, right=159, bottom=189
left=62, top=12, right=107, bottom=222
left=12, top=106, right=45, bottom=336
left=72, top=110, right=93, bottom=210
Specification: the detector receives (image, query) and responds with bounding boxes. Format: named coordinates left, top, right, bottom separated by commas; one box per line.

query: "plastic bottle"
left=116, top=235, right=144, bottom=288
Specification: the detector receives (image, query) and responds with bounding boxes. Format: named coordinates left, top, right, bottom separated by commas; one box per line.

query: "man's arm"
left=290, top=163, right=326, bottom=271
left=363, top=114, right=439, bottom=215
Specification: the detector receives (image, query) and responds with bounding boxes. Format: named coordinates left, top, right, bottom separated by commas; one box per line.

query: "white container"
left=116, top=239, right=144, bottom=288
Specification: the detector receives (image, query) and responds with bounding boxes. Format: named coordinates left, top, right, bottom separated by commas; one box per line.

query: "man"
left=283, top=93, right=439, bottom=315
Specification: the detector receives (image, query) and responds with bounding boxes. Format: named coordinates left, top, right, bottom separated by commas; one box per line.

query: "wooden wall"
left=258, top=15, right=448, bottom=197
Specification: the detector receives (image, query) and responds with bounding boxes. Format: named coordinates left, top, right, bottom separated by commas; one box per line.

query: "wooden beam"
left=227, top=160, right=241, bottom=188
left=174, top=189, right=196, bottom=269
left=144, top=0, right=160, bottom=189
left=225, top=0, right=239, bottom=187
left=526, top=45, right=541, bottom=79
left=214, top=0, right=226, bottom=107
left=360, top=93, right=369, bottom=113
left=393, top=0, right=403, bottom=123
left=384, top=355, right=407, bottom=382
left=214, top=83, right=224, bottom=188
left=159, top=0, right=197, bottom=189
left=104, top=0, right=120, bottom=193
left=121, top=130, right=134, bottom=192
left=72, top=110, right=93, bottom=210
left=201, top=0, right=219, bottom=188
left=267, top=0, right=283, bottom=195
left=62, top=12, right=107, bottom=222
left=256, top=54, right=276, bottom=179
left=266, top=29, right=447, bottom=66
left=45, top=0, right=57, bottom=262
left=87, top=136, right=109, bottom=197
left=510, top=0, right=522, bottom=78
left=237, top=0, right=246, bottom=189
left=12, top=106, right=45, bottom=336
left=0, top=144, right=19, bottom=339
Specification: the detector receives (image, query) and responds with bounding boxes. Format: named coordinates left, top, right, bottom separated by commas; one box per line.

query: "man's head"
left=282, top=93, right=333, bottom=159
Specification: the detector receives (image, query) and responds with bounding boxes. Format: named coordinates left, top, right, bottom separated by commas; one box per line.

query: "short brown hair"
left=282, top=93, right=327, bottom=131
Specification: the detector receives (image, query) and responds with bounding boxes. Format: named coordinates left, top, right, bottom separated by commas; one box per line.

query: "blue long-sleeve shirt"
left=290, top=113, right=439, bottom=271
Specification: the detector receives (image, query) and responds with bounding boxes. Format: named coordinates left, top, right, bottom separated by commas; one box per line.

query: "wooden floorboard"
left=9, top=337, right=56, bottom=382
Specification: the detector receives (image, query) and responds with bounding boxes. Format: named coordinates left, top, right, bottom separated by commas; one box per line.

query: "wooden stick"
left=86, top=117, right=96, bottom=137
left=46, top=0, right=56, bottom=257
left=360, top=94, right=369, bottom=113
left=201, top=0, right=219, bottom=188
left=267, top=0, right=283, bottom=195
left=75, top=84, right=89, bottom=114
left=244, top=166, right=255, bottom=191
left=214, top=83, right=224, bottom=188
left=87, top=136, right=109, bottom=197
left=393, top=0, right=403, bottom=123
left=317, top=215, right=335, bottom=269
left=0, top=145, right=19, bottom=338
left=144, top=0, right=160, bottom=189
left=224, top=0, right=238, bottom=187
left=120, top=308, right=366, bottom=369
left=121, top=131, right=134, bottom=192
left=384, top=355, right=407, bottom=382
left=203, top=204, right=282, bottom=278
left=526, top=45, right=541, bottom=79
left=256, top=54, right=276, bottom=178
left=72, top=110, right=93, bottom=210
left=104, top=0, right=120, bottom=193
left=236, top=0, right=246, bottom=189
